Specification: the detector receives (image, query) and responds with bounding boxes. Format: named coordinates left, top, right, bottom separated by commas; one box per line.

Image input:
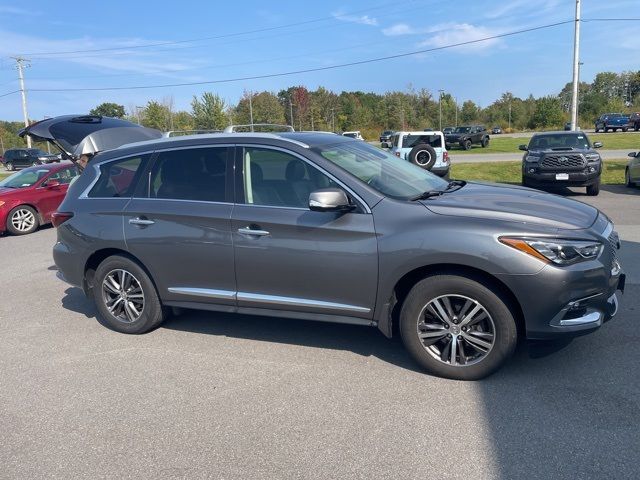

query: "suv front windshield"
left=454, top=127, right=471, bottom=133
left=314, top=141, right=448, bottom=200
left=0, top=168, right=49, bottom=188
left=529, top=133, right=591, bottom=150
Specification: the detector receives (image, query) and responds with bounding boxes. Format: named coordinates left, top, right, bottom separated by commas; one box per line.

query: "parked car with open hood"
left=21, top=120, right=625, bottom=380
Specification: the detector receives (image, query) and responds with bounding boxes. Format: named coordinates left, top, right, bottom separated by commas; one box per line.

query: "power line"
left=0, top=89, right=20, bottom=98
left=27, top=20, right=574, bottom=94
left=15, top=1, right=415, bottom=57
left=582, top=18, right=640, bottom=21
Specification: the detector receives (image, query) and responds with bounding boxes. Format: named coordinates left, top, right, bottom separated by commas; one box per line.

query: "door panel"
left=232, top=146, right=378, bottom=318
left=124, top=146, right=236, bottom=304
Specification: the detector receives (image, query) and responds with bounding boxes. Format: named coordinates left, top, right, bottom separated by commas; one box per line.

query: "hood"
left=422, top=182, right=598, bottom=230
left=19, top=115, right=162, bottom=158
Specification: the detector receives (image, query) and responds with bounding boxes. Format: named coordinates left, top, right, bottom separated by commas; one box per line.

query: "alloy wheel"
left=416, top=294, right=496, bottom=367
left=101, top=269, right=145, bottom=323
left=11, top=208, right=36, bottom=232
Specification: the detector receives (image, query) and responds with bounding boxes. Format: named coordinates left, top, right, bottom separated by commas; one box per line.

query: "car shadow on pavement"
left=62, top=287, right=97, bottom=318
left=600, top=184, right=640, bottom=196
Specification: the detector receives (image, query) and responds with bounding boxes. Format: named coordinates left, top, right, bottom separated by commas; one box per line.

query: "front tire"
left=462, top=139, right=472, bottom=150
left=5, top=162, right=14, bottom=171
left=6, top=205, right=39, bottom=235
left=586, top=179, right=600, bottom=196
left=626, top=168, right=636, bottom=188
left=481, top=137, right=489, bottom=148
left=399, top=274, right=518, bottom=380
left=93, top=255, right=166, bottom=334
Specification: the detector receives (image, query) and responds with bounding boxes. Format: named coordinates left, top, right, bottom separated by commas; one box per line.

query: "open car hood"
left=18, top=115, right=162, bottom=158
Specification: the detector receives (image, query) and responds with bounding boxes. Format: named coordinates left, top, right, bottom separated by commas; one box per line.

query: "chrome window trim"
left=237, top=143, right=372, bottom=214
left=167, top=287, right=370, bottom=313
left=129, top=197, right=234, bottom=206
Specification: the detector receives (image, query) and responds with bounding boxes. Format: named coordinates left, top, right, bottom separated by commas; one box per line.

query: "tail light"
left=443, top=151, right=450, bottom=163
left=51, top=211, right=73, bottom=227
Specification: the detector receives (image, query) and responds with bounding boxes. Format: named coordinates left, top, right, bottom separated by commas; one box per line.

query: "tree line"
left=1, top=70, right=638, bottom=151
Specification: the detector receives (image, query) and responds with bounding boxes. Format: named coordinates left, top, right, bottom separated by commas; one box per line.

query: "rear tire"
left=408, top=143, right=437, bottom=170
left=399, top=274, right=518, bottom=380
left=481, top=137, right=489, bottom=148
left=463, top=139, right=472, bottom=150
left=622, top=128, right=628, bottom=133
left=5, top=162, right=14, bottom=171
left=93, top=255, right=167, bottom=334
left=586, top=179, right=600, bottom=196
left=604, top=127, right=609, bottom=133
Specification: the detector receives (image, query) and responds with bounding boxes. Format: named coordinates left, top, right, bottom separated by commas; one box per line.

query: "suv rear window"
left=89, top=155, right=149, bottom=198
left=403, top=135, right=442, bottom=148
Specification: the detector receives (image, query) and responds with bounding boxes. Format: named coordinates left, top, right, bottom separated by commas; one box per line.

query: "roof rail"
left=162, top=129, right=222, bottom=138
left=223, top=124, right=294, bottom=133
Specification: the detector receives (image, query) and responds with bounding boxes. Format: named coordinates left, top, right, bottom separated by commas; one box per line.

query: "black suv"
left=519, top=131, right=603, bottom=196
left=445, top=126, right=490, bottom=150
left=2, top=148, right=59, bottom=171
left=379, top=130, right=394, bottom=145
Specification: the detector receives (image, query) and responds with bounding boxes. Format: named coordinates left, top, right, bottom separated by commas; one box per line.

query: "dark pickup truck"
left=445, top=125, right=490, bottom=150
left=595, top=113, right=631, bottom=132
left=520, top=131, right=603, bottom=196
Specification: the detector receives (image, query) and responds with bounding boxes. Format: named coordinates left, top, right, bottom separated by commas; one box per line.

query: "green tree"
left=89, top=102, right=126, bottom=118
left=529, top=96, right=564, bottom=129
left=141, top=101, right=171, bottom=131
left=234, top=91, right=285, bottom=125
left=191, top=92, right=228, bottom=130
left=460, top=100, right=480, bottom=124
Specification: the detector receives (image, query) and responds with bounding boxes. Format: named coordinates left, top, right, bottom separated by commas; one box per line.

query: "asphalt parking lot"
left=1, top=186, right=639, bottom=479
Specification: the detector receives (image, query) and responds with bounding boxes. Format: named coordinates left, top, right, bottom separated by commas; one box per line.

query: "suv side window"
left=241, top=147, right=338, bottom=208
left=150, top=147, right=230, bottom=202
left=88, top=155, right=149, bottom=198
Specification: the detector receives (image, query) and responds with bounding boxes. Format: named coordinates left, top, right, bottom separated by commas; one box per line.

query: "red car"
left=0, top=162, right=79, bottom=236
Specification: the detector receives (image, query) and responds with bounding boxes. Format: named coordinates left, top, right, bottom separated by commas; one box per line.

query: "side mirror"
left=518, top=144, right=528, bottom=151
left=593, top=142, right=603, bottom=149
left=629, top=152, right=638, bottom=158
left=309, top=188, right=354, bottom=212
left=44, top=180, right=61, bottom=188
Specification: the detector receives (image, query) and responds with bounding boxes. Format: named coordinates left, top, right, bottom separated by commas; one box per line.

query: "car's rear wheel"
left=481, top=137, right=489, bottom=148
left=6, top=205, right=39, bottom=235
left=586, top=179, right=600, bottom=196
left=595, top=127, right=600, bottom=133
left=31, top=161, right=38, bottom=167
left=408, top=144, right=437, bottom=170
left=399, top=274, right=518, bottom=380
left=5, top=162, right=14, bottom=171
left=622, top=128, right=628, bottom=133
left=625, top=168, right=636, bottom=188
left=604, top=127, right=609, bottom=133
left=93, top=255, right=166, bottom=334
left=463, top=140, right=472, bottom=150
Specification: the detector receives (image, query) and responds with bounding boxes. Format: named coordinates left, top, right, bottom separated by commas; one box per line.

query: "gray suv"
left=22, top=120, right=625, bottom=380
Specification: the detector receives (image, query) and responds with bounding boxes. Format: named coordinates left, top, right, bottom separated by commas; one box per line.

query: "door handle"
left=238, top=227, right=270, bottom=237
left=129, top=217, right=155, bottom=226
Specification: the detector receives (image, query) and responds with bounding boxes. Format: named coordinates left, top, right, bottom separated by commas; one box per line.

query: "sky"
left=0, top=0, right=638, bottom=121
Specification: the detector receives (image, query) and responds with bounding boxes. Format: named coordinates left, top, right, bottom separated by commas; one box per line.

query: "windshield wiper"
left=410, top=180, right=466, bottom=201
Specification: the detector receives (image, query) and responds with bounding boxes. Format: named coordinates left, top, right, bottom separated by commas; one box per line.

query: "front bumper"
left=523, top=169, right=600, bottom=187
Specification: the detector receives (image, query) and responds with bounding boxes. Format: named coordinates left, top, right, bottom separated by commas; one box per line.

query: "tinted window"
left=242, top=147, right=337, bottom=208
left=529, top=133, right=591, bottom=150
left=89, top=155, right=148, bottom=198
left=151, top=147, right=229, bottom=202
left=403, top=135, right=442, bottom=148
left=0, top=169, right=50, bottom=188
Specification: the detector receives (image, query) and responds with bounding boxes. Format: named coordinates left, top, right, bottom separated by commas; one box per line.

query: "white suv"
left=389, top=131, right=450, bottom=177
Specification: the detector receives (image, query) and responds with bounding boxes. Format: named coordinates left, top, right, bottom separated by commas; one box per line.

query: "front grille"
left=541, top=154, right=585, bottom=169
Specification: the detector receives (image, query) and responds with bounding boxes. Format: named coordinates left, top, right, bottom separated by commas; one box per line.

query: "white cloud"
left=382, top=23, right=419, bottom=36
left=0, top=6, right=40, bottom=16
left=333, top=12, right=378, bottom=26
left=485, top=0, right=560, bottom=19
left=418, top=23, right=502, bottom=52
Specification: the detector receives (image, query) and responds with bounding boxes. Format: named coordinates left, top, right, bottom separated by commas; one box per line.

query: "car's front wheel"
left=625, top=168, right=636, bottom=188
left=481, top=137, right=489, bottom=148
left=93, top=255, right=167, bottom=334
left=586, top=179, right=600, bottom=196
left=462, top=139, right=472, bottom=150
left=5, top=162, right=14, bottom=171
left=400, top=274, right=518, bottom=380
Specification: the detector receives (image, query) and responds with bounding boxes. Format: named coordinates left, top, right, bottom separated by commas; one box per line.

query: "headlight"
left=499, top=237, right=603, bottom=265
left=525, top=154, right=540, bottom=162
left=585, top=153, right=600, bottom=162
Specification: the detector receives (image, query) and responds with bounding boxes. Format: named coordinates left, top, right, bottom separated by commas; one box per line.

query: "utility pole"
left=330, top=108, right=335, bottom=132
left=508, top=102, right=512, bottom=130
left=13, top=57, right=32, bottom=147
left=454, top=96, right=458, bottom=127
left=570, top=0, right=581, bottom=131
left=289, top=98, right=294, bottom=129
left=248, top=91, right=254, bottom=131
left=438, top=89, right=444, bottom=131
